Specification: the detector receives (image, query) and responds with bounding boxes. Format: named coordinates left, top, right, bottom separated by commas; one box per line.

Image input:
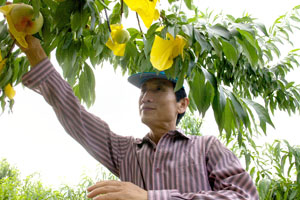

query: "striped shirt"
left=22, top=58, right=259, bottom=200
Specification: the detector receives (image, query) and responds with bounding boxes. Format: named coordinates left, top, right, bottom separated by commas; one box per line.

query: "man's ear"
left=177, top=97, right=189, bottom=114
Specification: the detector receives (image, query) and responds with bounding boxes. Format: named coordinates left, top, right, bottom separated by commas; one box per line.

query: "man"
left=19, top=35, right=258, bottom=199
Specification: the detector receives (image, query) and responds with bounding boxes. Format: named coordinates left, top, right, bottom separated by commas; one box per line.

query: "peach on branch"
left=10, top=4, right=43, bottom=35
left=114, top=29, right=130, bottom=44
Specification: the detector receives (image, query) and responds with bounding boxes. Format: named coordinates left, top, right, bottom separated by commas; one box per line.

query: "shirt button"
left=155, top=168, right=160, bottom=173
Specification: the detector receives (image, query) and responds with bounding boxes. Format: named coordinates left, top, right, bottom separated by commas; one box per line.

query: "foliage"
left=255, top=140, right=300, bottom=199
left=0, top=0, right=299, bottom=141
left=0, top=1, right=300, bottom=198
left=178, top=110, right=203, bottom=136
left=246, top=140, right=300, bottom=199
left=179, top=112, right=300, bottom=200
left=0, top=159, right=118, bottom=199
left=229, top=138, right=300, bottom=199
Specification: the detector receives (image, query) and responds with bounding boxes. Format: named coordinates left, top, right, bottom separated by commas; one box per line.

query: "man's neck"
left=148, top=124, right=176, bottom=144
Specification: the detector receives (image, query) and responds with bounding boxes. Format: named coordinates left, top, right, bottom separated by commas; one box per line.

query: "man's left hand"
left=87, top=180, right=148, bottom=200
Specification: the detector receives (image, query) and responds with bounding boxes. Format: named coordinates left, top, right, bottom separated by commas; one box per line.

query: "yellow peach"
left=10, top=4, right=43, bottom=35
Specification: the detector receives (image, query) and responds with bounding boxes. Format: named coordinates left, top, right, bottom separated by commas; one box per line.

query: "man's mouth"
left=140, top=106, right=156, bottom=111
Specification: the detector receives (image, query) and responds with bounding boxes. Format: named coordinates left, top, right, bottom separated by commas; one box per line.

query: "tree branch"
left=136, top=12, right=143, bottom=34
left=104, top=8, right=111, bottom=32
left=120, top=0, right=123, bottom=22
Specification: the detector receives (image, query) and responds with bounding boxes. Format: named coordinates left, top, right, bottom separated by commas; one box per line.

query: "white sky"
left=0, top=0, right=300, bottom=188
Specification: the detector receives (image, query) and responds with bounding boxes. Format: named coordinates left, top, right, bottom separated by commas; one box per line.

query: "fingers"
left=87, top=180, right=122, bottom=192
left=86, top=181, right=147, bottom=200
left=87, top=181, right=123, bottom=199
left=87, top=186, right=120, bottom=199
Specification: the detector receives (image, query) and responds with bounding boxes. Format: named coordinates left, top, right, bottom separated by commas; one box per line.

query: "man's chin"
left=141, top=116, right=155, bottom=127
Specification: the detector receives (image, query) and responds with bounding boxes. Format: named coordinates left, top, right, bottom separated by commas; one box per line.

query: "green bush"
left=0, top=159, right=117, bottom=200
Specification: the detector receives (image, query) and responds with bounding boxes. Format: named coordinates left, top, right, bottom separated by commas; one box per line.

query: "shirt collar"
left=133, top=128, right=190, bottom=145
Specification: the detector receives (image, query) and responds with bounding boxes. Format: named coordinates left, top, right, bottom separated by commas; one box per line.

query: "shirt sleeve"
left=147, top=136, right=259, bottom=200
left=22, top=58, right=133, bottom=177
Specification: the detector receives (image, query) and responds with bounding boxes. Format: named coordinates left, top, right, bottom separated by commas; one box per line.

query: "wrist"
left=25, top=48, right=47, bottom=67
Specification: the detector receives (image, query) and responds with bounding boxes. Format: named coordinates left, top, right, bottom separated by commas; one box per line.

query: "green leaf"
left=210, top=36, right=222, bottom=58
left=168, top=0, right=177, bottom=3
left=146, top=22, right=160, bottom=37
left=237, top=37, right=258, bottom=67
left=11, top=58, right=21, bottom=84
left=31, top=0, right=41, bottom=19
left=61, top=43, right=79, bottom=86
left=167, top=26, right=176, bottom=38
left=188, top=90, right=197, bottom=112
left=84, top=62, right=96, bottom=106
left=238, top=130, right=242, bottom=148
left=0, top=0, right=5, bottom=6
left=228, top=91, right=249, bottom=128
left=290, top=15, right=300, bottom=22
left=258, top=179, right=271, bottom=200
left=77, top=62, right=96, bottom=107
left=201, top=67, right=217, bottom=88
left=174, top=64, right=186, bottom=92
left=268, top=42, right=281, bottom=58
left=0, top=66, right=12, bottom=88
left=289, top=190, right=298, bottom=200
left=194, top=28, right=211, bottom=54
left=189, top=70, right=214, bottom=116
left=220, top=38, right=238, bottom=67
left=42, top=0, right=57, bottom=10
left=232, top=23, right=254, bottom=33
left=79, top=70, right=89, bottom=105
left=124, top=41, right=138, bottom=58
left=62, top=32, right=73, bottom=50
left=71, top=11, right=82, bottom=32
left=212, top=87, right=226, bottom=132
left=236, top=29, right=258, bottom=52
left=250, top=166, right=256, bottom=178
left=181, top=24, right=193, bottom=38
left=86, top=0, right=97, bottom=30
left=0, top=20, right=8, bottom=40
left=209, top=24, right=231, bottom=40
left=144, top=35, right=155, bottom=58
left=223, top=99, right=234, bottom=138
left=280, top=155, right=287, bottom=174
left=127, top=28, right=142, bottom=40
left=243, top=99, right=275, bottom=133
left=184, top=0, right=193, bottom=10
left=54, top=0, right=74, bottom=29
left=93, top=35, right=104, bottom=56
left=254, top=22, right=269, bottom=36
left=245, top=152, right=251, bottom=171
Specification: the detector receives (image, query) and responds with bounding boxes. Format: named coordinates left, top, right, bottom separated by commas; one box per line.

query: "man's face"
left=138, top=78, right=180, bottom=128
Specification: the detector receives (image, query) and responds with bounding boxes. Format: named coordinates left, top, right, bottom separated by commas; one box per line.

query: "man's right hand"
left=4, top=2, right=47, bottom=67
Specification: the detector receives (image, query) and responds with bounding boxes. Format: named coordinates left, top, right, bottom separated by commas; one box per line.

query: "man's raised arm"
left=18, top=36, right=132, bottom=178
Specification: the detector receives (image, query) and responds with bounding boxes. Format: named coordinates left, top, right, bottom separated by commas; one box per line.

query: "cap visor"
left=128, top=72, right=176, bottom=88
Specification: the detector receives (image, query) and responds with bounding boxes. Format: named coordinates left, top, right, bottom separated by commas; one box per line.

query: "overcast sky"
left=0, top=0, right=300, bottom=188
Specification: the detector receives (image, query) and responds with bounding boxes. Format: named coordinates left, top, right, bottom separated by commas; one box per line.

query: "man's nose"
left=141, top=91, right=153, bottom=103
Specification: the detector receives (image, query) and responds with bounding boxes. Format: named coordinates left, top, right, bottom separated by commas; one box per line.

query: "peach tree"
left=0, top=0, right=300, bottom=148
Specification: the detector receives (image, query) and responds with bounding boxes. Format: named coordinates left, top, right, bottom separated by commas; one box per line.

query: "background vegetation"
left=0, top=0, right=300, bottom=199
